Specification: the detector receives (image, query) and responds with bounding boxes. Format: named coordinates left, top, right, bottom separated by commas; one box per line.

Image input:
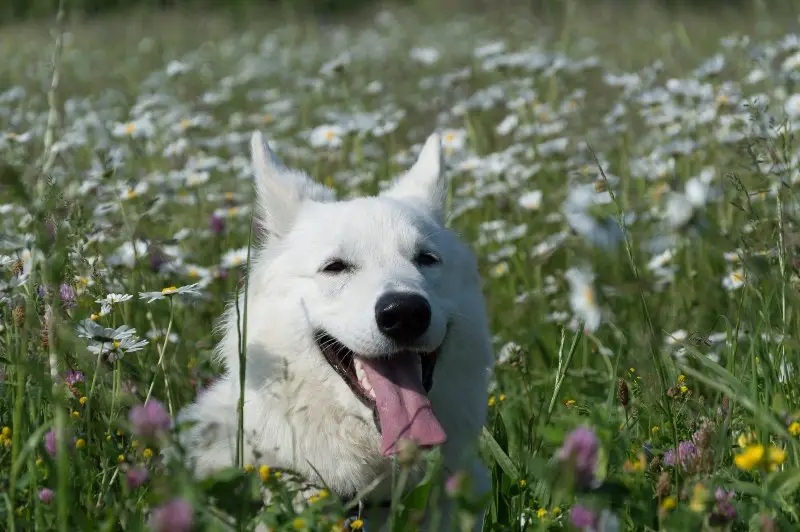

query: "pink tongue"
left=359, top=356, right=447, bottom=456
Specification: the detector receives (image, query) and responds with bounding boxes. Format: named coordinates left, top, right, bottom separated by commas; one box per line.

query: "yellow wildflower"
left=624, top=453, right=646, bottom=473
left=661, top=497, right=677, bottom=511
left=488, top=396, right=496, bottom=407
left=536, top=508, right=547, bottom=519
left=258, top=464, right=270, bottom=481
left=142, top=448, right=154, bottom=460
left=349, top=519, right=364, bottom=530
left=244, top=463, right=255, bottom=473
left=768, top=445, right=787, bottom=471
left=737, top=431, right=756, bottom=448
left=75, top=438, right=86, bottom=449
left=292, top=517, right=307, bottom=530
left=689, top=483, right=709, bottom=513
left=789, top=421, right=800, bottom=437
left=734, top=444, right=765, bottom=471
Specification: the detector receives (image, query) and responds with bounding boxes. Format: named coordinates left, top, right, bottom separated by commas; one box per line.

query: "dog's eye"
left=320, top=259, right=351, bottom=274
left=414, top=251, right=440, bottom=267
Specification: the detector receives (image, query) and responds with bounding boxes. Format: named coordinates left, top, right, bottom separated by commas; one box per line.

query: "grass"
left=2, top=1, right=800, bottom=530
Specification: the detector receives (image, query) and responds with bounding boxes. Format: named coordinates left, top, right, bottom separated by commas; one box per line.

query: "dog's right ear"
left=250, top=131, right=335, bottom=237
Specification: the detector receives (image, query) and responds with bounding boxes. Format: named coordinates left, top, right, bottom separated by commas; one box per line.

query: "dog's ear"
left=382, top=132, right=447, bottom=222
left=250, top=131, right=335, bottom=237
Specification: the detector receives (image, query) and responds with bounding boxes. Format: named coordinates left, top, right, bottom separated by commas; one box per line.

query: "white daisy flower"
left=722, top=269, right=746, bottom=291
left=220, top=247, right=250, bottom=270
left=564, top=267, right=602, bottom=333
left=309, top=124, right=345, bottom=149
left=518, top=190, right=542, bottom=210
left=410, top=47, right=440, bottom=65
left=441, top=128, right=467, bottom=154
left=139, top=283, right=203, bottom=303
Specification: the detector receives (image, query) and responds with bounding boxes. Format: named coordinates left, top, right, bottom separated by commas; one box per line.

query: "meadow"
left=2, top=1, right=800, bottom=530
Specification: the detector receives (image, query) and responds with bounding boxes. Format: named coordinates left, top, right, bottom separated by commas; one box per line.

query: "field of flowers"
left=2, top=2, right=800, bottom=531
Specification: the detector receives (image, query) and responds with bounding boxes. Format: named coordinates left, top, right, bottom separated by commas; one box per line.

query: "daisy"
left=96, top=293, right=134, bottom=316
left=518, top=190, right=542, bottom=210
left=139, top=283, right=203, bottom=303
left=220, top=247, right=250, bottom=270
left=88, top=335, right=149, bottom=362
left=76, top=320, right=137, bottom=343
left=309, top=124, right=345, bottom=149
left=496, top=114, right=519, bottom=136
left=112, top=115, right=156, bottom=139
left=564, top=267, right=602, bottom=333
left=722, top=269, right=746, bottom=291
left=410, top=47, right=440, bottom=65
left=562, top=184, right=623, bottom=250
left=441, top=128, right=467, bottom=155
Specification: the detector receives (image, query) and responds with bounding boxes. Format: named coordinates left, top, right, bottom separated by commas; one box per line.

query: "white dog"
left=176, top=131, right=494, bottom=530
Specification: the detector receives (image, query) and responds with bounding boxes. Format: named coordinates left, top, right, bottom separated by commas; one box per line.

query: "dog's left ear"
left=382, top=132, right=447, bottom=223
left=250, top=131, right=335, bottom=238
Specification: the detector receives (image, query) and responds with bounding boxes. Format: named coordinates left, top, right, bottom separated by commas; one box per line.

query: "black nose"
left=375, top=292, right=431, bottom=343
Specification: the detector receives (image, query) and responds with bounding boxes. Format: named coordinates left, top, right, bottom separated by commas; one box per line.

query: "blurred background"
left=0, top=0, right=781, bottom=23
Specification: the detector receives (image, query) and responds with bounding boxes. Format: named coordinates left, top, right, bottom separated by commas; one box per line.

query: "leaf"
left=767, top=468, right=800, bottom=498
left=402, top=481, right=432, bottom=512
left=480, top=426, right=520, bottom=481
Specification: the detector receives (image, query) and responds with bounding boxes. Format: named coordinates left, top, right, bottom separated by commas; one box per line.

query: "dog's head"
left=243, top=131, right=487, bottom=458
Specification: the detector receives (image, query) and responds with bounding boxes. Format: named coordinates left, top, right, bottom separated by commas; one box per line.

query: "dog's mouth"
left=314, top=331, right=446, bottom=456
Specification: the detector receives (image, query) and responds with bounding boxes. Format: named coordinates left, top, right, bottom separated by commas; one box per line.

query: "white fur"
left=176, top=131, right=494, bottom=530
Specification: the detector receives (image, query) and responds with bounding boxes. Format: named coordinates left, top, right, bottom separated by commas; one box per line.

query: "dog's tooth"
left=369, top=388, right=376, bottom=399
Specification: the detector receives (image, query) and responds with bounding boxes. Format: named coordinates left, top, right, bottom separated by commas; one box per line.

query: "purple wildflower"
left=570, top=504, right=597, bottom=530
left=209, top=214, right=225, bottom=234
left=38, top=488, right=55, bottom=504
left=64, top=370, right=85, bottom=387
left=663, top=448, right=676, bottom=466
left=44, top=428, right=73, bottom=458
left=678, top=440, right=697, bottom=467
left=148, top=247, right=167, bottom=273
left=149, top=498, right=194, bottom=532
left=129, top=399, right=171, bottom=439
left=127, top=466, right=149, bottom=489
left=556, top=426, right=599, bottom=488
left=59, top=283, right=77, bottom=309
left=663, top=440, right=698, bottom=471
left=709, top=488, right=737, bottom=525
left=445, top=471, right=467, bottom=498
